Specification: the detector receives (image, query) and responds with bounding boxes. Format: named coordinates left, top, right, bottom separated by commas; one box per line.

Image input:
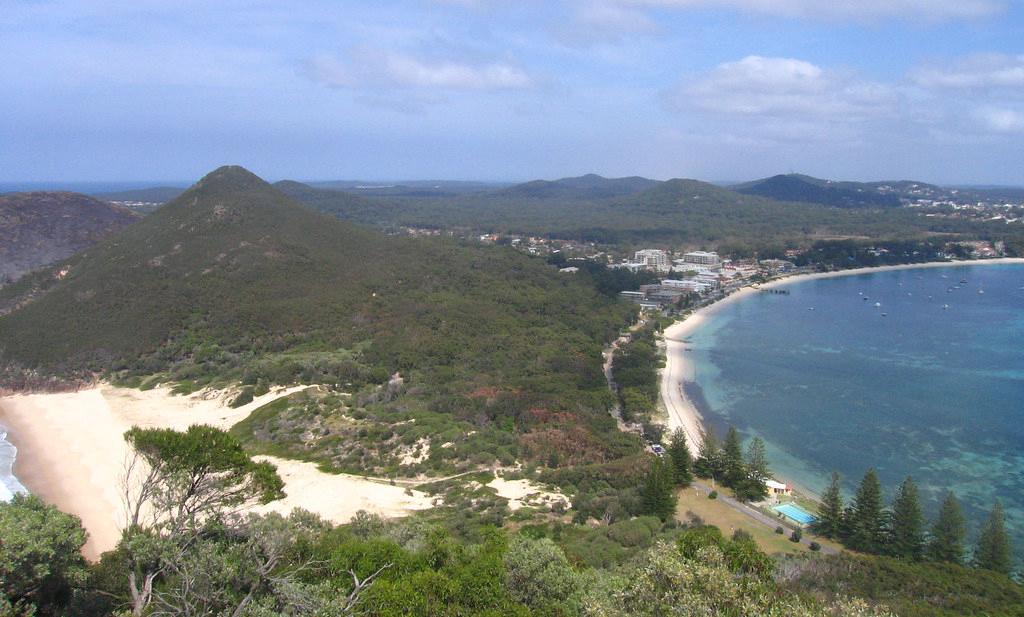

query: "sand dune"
left=0, top=384, right=432, bottom=560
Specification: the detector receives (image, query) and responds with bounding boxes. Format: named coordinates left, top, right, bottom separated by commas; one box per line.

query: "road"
left=691, top=481, right=838, bottom=555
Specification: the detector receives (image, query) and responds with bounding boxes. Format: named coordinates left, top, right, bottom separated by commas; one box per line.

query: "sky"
left=1, top=0, right=1023, bottom=184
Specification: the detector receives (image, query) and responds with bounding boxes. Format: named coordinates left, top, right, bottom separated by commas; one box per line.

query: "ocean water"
left=687, top=264, right=1024, bottom=559
left=0, top=424, right=29, bottom=502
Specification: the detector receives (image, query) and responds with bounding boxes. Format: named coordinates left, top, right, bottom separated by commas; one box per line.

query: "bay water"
left=687, top=263, right=1024, bottom=559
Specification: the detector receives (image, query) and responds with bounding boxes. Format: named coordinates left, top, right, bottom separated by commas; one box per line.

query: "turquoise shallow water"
left=687, top=263, right=1024, bottom=559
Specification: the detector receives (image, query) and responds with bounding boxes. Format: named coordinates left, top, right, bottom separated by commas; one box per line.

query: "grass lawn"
left=675, top=485, right=811, bottom=556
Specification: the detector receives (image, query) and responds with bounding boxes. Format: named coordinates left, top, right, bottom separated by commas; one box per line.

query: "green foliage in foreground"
left=0, top=495, right=88, bottom=615
left=4, top=490, right=914, bottom=617
left=586, top=531, right=892, bottom=617
left=780, top=553, right=1024, bottom=617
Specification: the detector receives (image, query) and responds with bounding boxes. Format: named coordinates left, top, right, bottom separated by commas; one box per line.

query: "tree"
left=721, top=426, right=745, bottom=488
left=732, top=436, right=770, bottom=502
left=693, top=426, right=722, bottom=480
left=0, top=494, right=88, bottom=615
left=582, top=540, right=897, bottom=617
left=641, top=456, right=678, bottom=521
left=927, top=491, right=966, bottom=565
left=667, top=428, right=694, bottom=487
left=733, top=476, right=768, bottom=503
left=119, top=424, right=286, bottom=616
left=745, top=436, right=770, bottom=481
left=846, top=468, right=886, bottom=554
left=889, top=476, right=925, bottom=560
left=503, top=536, right=581, bottom=615
left=813, top=472, right=844, bottom=540
left=975, top=500, right=1013, bottom=575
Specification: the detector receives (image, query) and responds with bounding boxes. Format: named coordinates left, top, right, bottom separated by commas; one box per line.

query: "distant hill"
left=308, top=179, right=509, bottom=197
left=93, top=186, right=185, bottom=204
left=281, top=173, right=946, bottom=250
left=0, top=166, right=635, bottom=469
left=949, top=185, right=1024, bottom=203
left=733, top=174, right=902, bottom=209
left=0, top=192, right=139, bottom=284
left=273, top=180, right=404, bottom=225
left=494, top=174, right=660, bottom=199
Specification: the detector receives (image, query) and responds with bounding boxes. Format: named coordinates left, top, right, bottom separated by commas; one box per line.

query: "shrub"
left=790, top=528, right=803, bottom=543
left=809, top=541, right=821, bottom=552
left=708, top=490, right=718, bottom=500
left=230, top=386, right=254, bottom=408
left=504, top=536, right=581, bottom=614
left=775, top=526, right=785, bottom=535
left=732, top=529, right=753, bottom=544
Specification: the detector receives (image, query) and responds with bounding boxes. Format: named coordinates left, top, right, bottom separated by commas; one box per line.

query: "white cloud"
left=973, top=106, right=1024, bottom=132
left=306, top=49, right=534, bottom=91
left=615, top=0, right=1004, bottom=20
left=912, top=54, right=1024, bottom=89
left=675, top=55, right=894, bottom=120
left=576, top=2, right=659, bottom=34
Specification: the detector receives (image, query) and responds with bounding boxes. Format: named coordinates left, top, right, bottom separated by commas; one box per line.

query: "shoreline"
left=659, top=257, right=1024, bottom=477
left=0, top=384, right=433, bottom=561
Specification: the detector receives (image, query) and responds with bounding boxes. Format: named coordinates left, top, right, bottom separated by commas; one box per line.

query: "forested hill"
left=733, top=174, right=903, bottom=208
left=0, top=191, right=139, bottom=284
left=493, top=174, right=660, bottom=199
left=0, top=165, right=638, bottom=468
left=280, top=175, right=943, bottom=250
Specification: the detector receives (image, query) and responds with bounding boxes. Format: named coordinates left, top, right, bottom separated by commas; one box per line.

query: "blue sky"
left=2, top=0, right=1023, bottom=184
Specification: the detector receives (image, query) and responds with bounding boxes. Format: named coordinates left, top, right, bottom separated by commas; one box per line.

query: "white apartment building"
left=633, top=249, right=671, bottom=272
left=682, top=251, right=721, bottom=266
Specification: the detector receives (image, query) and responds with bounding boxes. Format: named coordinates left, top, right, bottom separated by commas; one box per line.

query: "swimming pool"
left=773, top=503, right=817, bottom=525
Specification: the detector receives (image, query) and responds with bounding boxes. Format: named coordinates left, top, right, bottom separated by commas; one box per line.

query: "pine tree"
left=667, top=428, right=693, bottom=487
left=928, top=491, right=966, bottom=564
left=890, top=476, right=925, bottom=560
left=693, top=426, right=721, bottom=480
left=847, top=468, right=886, bottom=554
left=975, top=500, right=1013, bottom=575
left=641, top=456, right=678, bottom=521
left=813, top=471, right=844, bottom=540
left=722, top=426, right=745, bottom=488
left=745, top=437, right=770, bottom=481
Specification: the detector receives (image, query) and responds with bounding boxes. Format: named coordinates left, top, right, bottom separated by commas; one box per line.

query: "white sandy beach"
left=0, top=384, right=432, bottom=560
left=659, top=258, right=1024, bottom=451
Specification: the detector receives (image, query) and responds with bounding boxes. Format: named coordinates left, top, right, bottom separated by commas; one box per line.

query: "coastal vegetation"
left=811, top=469, right=1015, bottom=577
left=693, top=426, right=771, bottom=502
left=609, top=322, right=662, bottom=427
left=0, top=437, right=919, bottom=617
